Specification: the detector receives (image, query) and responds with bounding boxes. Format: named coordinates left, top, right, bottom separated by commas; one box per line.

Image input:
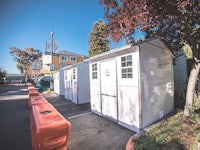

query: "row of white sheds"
left=53, top=38, right=187, bottom=132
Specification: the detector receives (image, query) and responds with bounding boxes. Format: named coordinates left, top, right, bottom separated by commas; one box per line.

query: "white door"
left=64, top=70, right=68, bottom=99
left=66, top=70, right=73, bottom=100
left=54, top=72, right=58, bottom=94
left=100, top=59, right=118, bottom=121
left=57, top=72, right=60, bottom=94
left=90, top=62, right=101, bottom=114
left=72, top=68, right=77, bottom=103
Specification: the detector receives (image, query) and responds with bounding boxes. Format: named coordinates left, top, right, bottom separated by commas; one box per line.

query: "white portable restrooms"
left=89, top=37, right=174, bottom=132
left=53, top=68, right=65, bottom=95
left=64, top=60, right=90, bottom=104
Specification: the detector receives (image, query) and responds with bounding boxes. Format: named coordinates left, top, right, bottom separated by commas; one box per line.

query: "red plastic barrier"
left=30, top=103, right=71, bottom=150
left=28, top=96, right=48, bottom=109
left=29, top=89, right=39, bottom=99
left=126, top=136, right=134, bottom=150
left=27, top=83, right=32, bottom=87
left=28, top=86, right=36, bottom=91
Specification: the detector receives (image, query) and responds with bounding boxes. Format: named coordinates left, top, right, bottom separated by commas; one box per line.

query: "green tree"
left=88, top=19, right=110, bottom=57
left=10, top=47, right=42, bottom=75
left=99, top=0, right=200, bottom=118
left=0, top=68, right=7, bottom=79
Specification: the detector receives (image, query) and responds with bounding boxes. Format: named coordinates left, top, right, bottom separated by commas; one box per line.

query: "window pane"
left=122, top=68, right=127, bottom=73
left=128, top=73, right=132, bottom=78
left=122, top=74, right=127, bottom=78
left=121, top=57, right=126, bottom=61
left=128, top=68, right=132, bottom=73
left=127, top=55, right=132, bottom=61
left=127, top=61, right=132, bottom=66
left=121, top=62, right=126, bottom=67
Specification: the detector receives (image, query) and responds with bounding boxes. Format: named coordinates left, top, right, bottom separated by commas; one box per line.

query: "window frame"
left=61, top=55, right=67, bottom=61
left=70, top=56, right=76, bottom=62
left=121, top=55, right=133, bottom=79
left=72, top=69, right=76, bottom=80
left=92, top=63, right=98, bottom=79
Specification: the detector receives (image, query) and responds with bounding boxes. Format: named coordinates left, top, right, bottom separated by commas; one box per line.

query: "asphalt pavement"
left=43, top=92, right=135, bottom=150
left=0, top=84, right=31, bottom=150
left=0, top=84, right=135, bottom=150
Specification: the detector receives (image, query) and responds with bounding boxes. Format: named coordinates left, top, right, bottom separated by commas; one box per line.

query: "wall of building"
left=41, top=52, right=88, bottom=75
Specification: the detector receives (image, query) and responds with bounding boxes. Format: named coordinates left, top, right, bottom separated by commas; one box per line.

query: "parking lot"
left=0, top=84, right=135, bottom=150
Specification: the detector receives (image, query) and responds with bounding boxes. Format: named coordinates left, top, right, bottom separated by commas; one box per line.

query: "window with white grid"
left=121, top=55, right=133, bottom=78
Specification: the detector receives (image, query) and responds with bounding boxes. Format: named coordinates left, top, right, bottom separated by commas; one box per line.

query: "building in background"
left=41, top=50, right=88, bottom=75
left=41, top=32, right=88, bottom=76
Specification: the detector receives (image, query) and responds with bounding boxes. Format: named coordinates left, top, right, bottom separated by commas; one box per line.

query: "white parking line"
left=68, top=112, right=92, bottom=119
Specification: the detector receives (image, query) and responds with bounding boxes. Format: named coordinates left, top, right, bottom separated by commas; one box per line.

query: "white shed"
left=89, top=38, right=174, bottom=132
left=64, top=60, right=90, bottom=104
left=173, top=51, right=188, bottom=97
left=53, top=68, right=65, bottom=95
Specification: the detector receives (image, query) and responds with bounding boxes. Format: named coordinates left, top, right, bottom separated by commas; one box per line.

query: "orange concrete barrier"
left=28, top=96, right=48, bottom=109
left=30, top=103, right=71, bottom=150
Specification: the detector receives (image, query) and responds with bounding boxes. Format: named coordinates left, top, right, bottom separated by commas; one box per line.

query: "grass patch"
left=134, top=95, right=200, bottom=150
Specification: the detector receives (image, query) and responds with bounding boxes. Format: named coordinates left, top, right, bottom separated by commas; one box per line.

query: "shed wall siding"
left=139, top=39, right=174, bottom=128
left=77, top=62, right=90, bottom=104
left=173, top=52, right=188, bottom=97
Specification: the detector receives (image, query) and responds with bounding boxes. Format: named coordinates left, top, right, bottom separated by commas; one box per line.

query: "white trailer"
left=64, top=61, right=90, bottom=104
left=53, top=68, right=65, bottom=95
left=89, top=38, right=174, bottom=132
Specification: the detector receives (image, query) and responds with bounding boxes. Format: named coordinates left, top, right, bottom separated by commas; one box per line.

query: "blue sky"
left=0, top=0, right=107, bottom=74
